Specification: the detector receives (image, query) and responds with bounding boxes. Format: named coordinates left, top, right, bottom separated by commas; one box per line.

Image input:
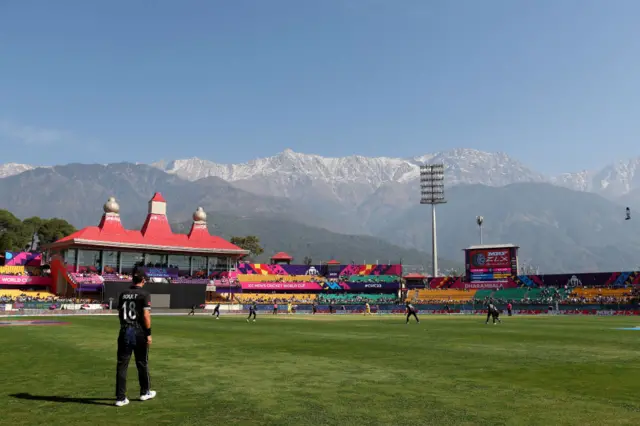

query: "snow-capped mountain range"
left=152, top=148, right=546, bottom=189
left=150, top=148, right=640, bottom=201
left=3, top=148, right=640, bottom=199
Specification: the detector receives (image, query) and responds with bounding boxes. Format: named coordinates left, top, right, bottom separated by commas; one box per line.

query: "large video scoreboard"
left=464, top=244, right=519, bottom=288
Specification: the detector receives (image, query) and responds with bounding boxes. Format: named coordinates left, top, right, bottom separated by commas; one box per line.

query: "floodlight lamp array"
left=419, top=164, right=446, bottom=204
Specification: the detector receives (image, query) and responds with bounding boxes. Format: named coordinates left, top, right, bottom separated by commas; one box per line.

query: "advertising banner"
left=241, top=282, right=325, bottom=291
left=0, top=275, right=52, bottom=285
left=236, top=263, right=403, bottom=279
left=4, top=251, right=42, bottom=266
left=461, top=282, right=508, bottom=289
left=14, top=302, right=55, bottom=309
left=446, top=280, right=518, bottom=289
left=280, top=265, right=325, bottom=276
left=338, top=264, right=403, bottom=277
left=237, top=263, right=326, bottom=277
left=142, top=267, right=179, bottom=279
left=340, top=282, right=400, bottom=291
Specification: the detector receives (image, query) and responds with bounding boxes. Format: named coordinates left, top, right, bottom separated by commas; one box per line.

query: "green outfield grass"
left=2, top=314, right=640, bottom=426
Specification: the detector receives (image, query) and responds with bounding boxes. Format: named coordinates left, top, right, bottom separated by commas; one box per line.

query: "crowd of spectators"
left=239, top=295, right=317, bottom=304
left=478, top=286, right=640, bottom=306
left=0, top=266, right=49, bottom=277
left=0, top=292, right=98, bottom=304
left=317, top=294, right=398, bottom=305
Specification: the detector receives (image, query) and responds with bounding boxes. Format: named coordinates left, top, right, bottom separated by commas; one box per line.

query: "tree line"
left=0, top=209, right=77, bottom=252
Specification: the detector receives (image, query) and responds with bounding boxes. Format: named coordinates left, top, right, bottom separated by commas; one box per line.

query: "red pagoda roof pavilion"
left=45, top=194, right=248, bottom=255
left=270, top=252, right=293, bottom=260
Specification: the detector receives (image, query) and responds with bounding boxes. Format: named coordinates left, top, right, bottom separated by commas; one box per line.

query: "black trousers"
left=213, top=309, right=220, bottom=317
left=116, top=328, right=150, bottom=400
left=486, top=312, right=500, bottom=323
left=406, top=311, right=419, bottom=322
left=248, top=310, right=256, bottom=319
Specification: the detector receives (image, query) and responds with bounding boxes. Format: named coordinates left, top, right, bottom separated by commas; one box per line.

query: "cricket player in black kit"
left=406, top=302, right=420, bottom=324
left=115, top=273, right=156, bottom=407
left=188, top=304, right=196, bottom=316
left=212, top=303, right=220, bottom=319
left=485, top=302, right=502, bottom=325
left=247, top=302, right=257, bottom=322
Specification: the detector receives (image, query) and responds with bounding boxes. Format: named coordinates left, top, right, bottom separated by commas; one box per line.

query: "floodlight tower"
left=420, top=164, right=446, bottom=277
left=476, top=216, right=484, bottom=245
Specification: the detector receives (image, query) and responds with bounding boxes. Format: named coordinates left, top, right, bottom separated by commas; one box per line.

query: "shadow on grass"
left=10, top=393, right=114, bottom=406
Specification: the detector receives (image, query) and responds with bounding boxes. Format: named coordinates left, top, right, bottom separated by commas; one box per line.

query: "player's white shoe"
left=216, top=317, right=219, bottom=320
left=115, top=398, right=129, bottom=407
left=140, top=391, right=156, bottom=401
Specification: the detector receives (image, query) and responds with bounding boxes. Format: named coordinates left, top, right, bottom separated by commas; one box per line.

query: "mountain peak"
left=0, top=163, right=38, bottom=178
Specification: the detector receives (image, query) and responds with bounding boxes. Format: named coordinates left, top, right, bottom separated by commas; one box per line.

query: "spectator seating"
left=492, top=288, right=528, bottom=301
left=70, top=273, right=104, bottom=284
left=0, top=265, right=27, bottom=275
left=473, top=290, right=494, bottom=300
left=475, top=288, right=572, bottom=303
left=571, top=288, right=629, bottom=298
left=409, top=289, right=476, bottom=302
left=236, top=274, right=324, bottom=283
left=318, top=294, right=396, bottom=304
left=206, top=293, right=232, bottom=303
left=346, top=275, right=399, bottom=283
left=233, top=293, right=317, bottom=303
left=0, top=289, right=56, bottom=298
left=525, top=288, right=569, bottom=301
left=101, top=273, right=133, bottom=282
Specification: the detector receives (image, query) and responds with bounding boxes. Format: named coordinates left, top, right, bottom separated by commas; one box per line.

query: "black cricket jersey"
left=118, top=286, right=151, bottom=329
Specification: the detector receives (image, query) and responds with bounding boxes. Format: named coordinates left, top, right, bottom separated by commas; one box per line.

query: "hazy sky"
left=1, top=0, right=640, bottom=173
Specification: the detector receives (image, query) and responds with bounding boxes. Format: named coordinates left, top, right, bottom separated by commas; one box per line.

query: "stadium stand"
left=0, top=289, right=56, bottom=298
left=234, top=293, right=317, bottom=303
left=473, top=290, right=494, bottom=300
left=317, top=294, right=396, bottom=304
left=408, top=289, right=476, bottom=303
left=492, top=288, right=528, bottom=301
left=568, top=287, right=632, bottom=303
left=70, top=273, right=104, bottom=284
left=571, top=288, right=629, bottom=297
left=0, top=265, right=28, bottom=275
left=525, top=288, right=569, bottom=302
